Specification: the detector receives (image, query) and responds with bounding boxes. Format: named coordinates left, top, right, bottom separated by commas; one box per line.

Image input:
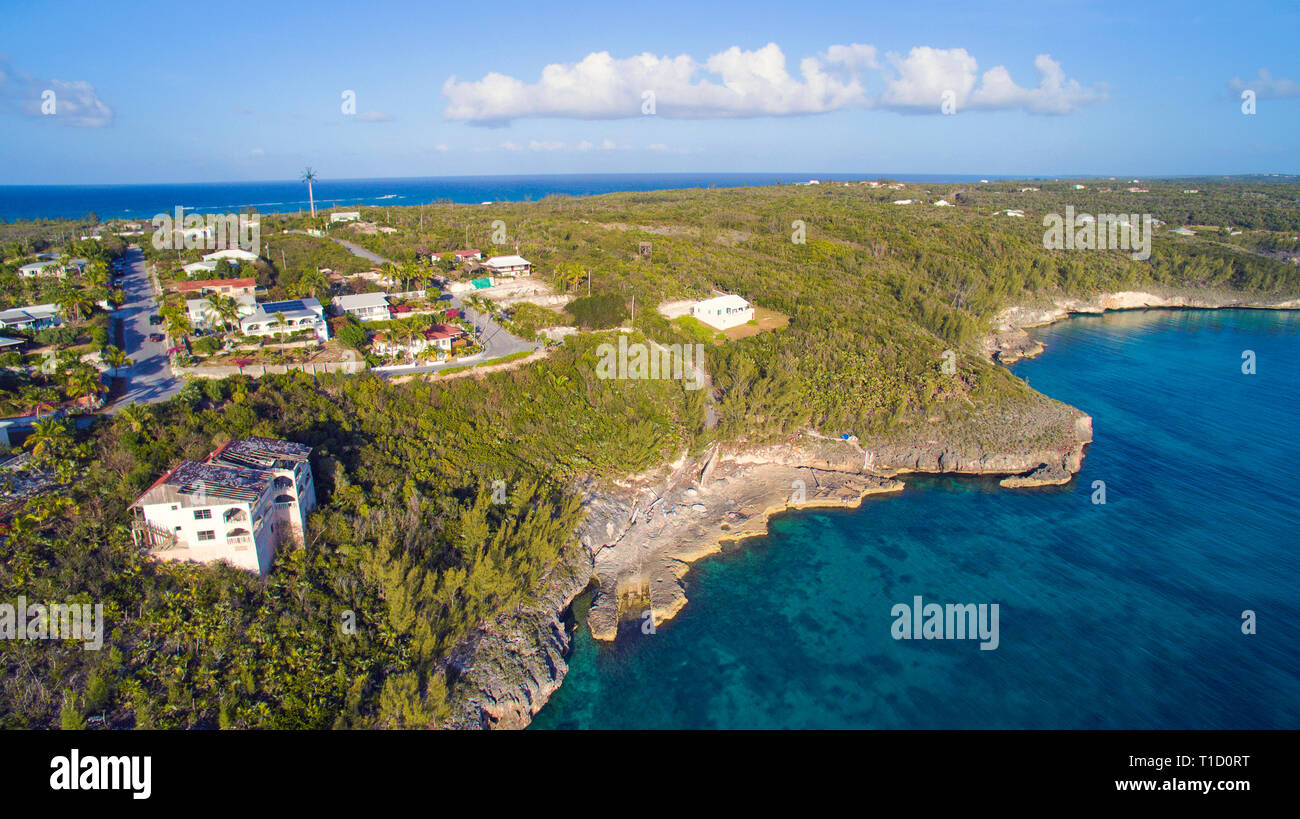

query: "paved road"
left=291, top=231, right=539, bottom=376
left=109, top=245, right=183, bottom=408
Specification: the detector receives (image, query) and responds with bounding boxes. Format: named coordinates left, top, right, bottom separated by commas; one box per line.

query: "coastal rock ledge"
left=445, top=389, right=1093, bottom=729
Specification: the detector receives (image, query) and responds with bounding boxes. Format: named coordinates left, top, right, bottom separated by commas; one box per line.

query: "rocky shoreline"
left=984, top=289, right=1300, bottom=363
left=443, top=289, right=1297, bottom=730
left=444, top=393, right=1092, bottom=728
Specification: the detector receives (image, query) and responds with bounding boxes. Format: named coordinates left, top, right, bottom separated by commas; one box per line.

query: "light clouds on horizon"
left=0, top=58, right=113, bottom=127
left=1229, top=69, right=1300, bottom=100
left=442, top=42, right=1109, bottom=125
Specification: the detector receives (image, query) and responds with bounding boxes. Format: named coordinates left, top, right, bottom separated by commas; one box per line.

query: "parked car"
left=149, top=332, right=165, bottom=342
left=148, top=314, right=163, bottom=325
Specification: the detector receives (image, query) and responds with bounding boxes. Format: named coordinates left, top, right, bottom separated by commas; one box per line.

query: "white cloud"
left=250, top=147, right=264, bottom=155
left=444, top=42, right=875, bottom=124
left=0, top=59, right=113, bottom=126
left=969, top=54, right=1106, bottom=114
left=356, top=109, right=394, bottom=122
left=577, top=138, right=624, bottom=151
left=528, top=140, right=566, bottom=151
left=879, top=48, right=1104, bottom=114
left=1229, top=69, right=1300, bottom=100
left=433, top=143, right=449, bottom=152
left=442, top=43, right=1102, bottom=124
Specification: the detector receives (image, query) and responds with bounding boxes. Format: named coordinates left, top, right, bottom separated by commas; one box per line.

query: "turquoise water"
left=532, top=308, right=1300, bottom=729
left=0, top=173, right=1006, bottom=222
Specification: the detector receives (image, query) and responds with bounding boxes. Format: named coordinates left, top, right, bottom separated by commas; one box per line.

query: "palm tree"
left=389, top=322, right=420, bottom=362
left=163, top=308, right=192, bottom=340
left=293, top=267, right=329, bottom=302
left=62, top=368, right=105, bottom=405
left=556, top=261, right=587, bottom=291
left=204, top=294, right=241, bottom=333
left=399, top=260, right=423, bottom=294
left=22, top=388, right=59, bottom=419
left=117, top=402, right=151, bottom=434
left=100, top=345, right=132, bottom=376
left=301, top=167, right=318, bottom=217
left=25, top=417, right=70, bottom=462
left=380, top=261, right=400, bottom=290
left=86, top=260, right=110, bottom=289
left=56, top=290, right=93, bottom=323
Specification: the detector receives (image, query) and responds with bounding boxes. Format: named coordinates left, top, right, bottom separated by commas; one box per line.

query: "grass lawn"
left=722, top=306, right=790, bottom=341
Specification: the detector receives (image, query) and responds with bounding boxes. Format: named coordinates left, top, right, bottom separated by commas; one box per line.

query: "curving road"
left=290, top=231, right=539, bottom=376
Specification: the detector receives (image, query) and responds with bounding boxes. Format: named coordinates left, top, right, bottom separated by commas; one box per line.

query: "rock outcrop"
left=985, top=290, right=1300, bottom=361
left=443, top=546, right=594, bottom=730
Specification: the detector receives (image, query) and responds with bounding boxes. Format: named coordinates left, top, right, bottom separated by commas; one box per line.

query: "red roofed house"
left=373, top=323, right=466, bottom=359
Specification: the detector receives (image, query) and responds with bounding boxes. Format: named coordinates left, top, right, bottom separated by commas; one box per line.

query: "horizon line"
left=3, top=170, right=1298, bottom=189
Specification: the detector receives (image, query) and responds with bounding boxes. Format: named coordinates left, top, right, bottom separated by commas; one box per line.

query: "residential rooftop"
left=132, top=437, right=312, bottom=508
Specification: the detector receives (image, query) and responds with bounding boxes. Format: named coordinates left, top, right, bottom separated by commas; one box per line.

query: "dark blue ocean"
left=532, top=308, right=1300, bottom=729
left=0, top=172, right=1008, bottom=222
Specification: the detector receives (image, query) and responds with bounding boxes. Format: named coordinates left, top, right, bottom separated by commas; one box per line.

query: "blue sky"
left=0, top=0, right=1297, bottom=184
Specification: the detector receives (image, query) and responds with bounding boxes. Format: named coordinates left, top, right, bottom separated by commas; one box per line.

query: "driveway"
left=108, top=245, right=183, bottom=408
left=293, top=231, right=540, bottom=376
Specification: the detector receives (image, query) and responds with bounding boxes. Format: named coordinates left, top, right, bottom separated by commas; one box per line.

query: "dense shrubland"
left=3, top=180, right=1297, bottom=727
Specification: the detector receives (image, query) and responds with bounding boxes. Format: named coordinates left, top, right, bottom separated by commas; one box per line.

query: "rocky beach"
left=444, top=290, right=1299, bottom=730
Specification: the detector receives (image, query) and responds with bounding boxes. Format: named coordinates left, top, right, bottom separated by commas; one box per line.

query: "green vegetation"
left=3, top=179, right=1299, bottom=728
left=501, top=302, right=565, bottom=338
left=565, top=293, right=629, bottom=329
left=1, top=332, right=699, bottom=728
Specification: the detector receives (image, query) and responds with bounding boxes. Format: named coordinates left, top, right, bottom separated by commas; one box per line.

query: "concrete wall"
left=175, top=359, right=366, bottom=379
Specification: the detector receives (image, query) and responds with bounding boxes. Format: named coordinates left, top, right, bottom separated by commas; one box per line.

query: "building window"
left=194, top=509, right=212, bottom=520
left=197, top=530, right=215, bottom=542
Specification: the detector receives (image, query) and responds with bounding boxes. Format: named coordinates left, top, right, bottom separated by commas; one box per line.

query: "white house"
left=691, top=294, right=755, bottom=331
left=130, top=436, right=317, bottom=575
left=186, top=293, right=258, bottom=329
left=330, top=211, right=361, bottom=223
left=202, top=248, right=259, bottom=263
left=0, top=303, right=61, bottom=331
left=240, top=298, right=330, bottom=341
left=892, top=199, right=916, bottom=205
left=18, top=260, right=63, bottom=278
left=482, top=254, right=532, bottom=277
left=1001, top=209, right=1026, bottom=218
left=332, top=292, right=390, bottom=322
left=182, top=261, right=221, bottom=277
left=933, top=199, right=953, bottom=207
